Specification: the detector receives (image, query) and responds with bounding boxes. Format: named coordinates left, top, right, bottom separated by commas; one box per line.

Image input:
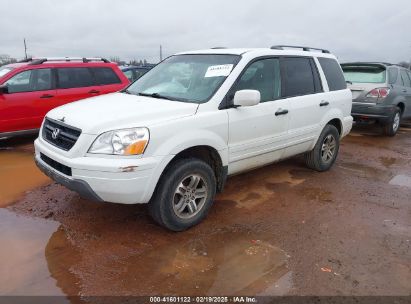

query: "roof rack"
left=270, top=45, right=330, bottom=54
left=341, top=62, right=393, bottom=66
left=17, top=57, right=34, bottom=63
left=28, top=57, right=110, bottom=65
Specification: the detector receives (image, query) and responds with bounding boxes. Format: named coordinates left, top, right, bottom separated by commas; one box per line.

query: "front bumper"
left=351, top=102, right=397, bottom=123
left=34, top=138, right=172, bottom=204
left=35, top=157, right=103, bottom=202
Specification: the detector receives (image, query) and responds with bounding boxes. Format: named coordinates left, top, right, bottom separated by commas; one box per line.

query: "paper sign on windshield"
left=204, top=64, right=233, bottom=78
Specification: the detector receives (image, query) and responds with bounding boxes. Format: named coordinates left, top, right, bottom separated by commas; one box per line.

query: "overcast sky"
left=1, top=0, right=410, bottom=64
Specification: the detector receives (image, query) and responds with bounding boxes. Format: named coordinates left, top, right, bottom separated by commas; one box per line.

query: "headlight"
left=88, top=128, right=149, bottom=155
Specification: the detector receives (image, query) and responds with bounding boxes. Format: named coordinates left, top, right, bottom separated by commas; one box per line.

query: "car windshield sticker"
left=204, top=64, right=233, bottom=78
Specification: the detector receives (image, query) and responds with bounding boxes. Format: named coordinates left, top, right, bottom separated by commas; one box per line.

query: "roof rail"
left=17, top=58, right=33, bottom=63
left=210, top=47, right=226, bottom=49
left=28, top=57, right=110, bottom=65
left=341, top=62, right=393, bottom=66
left=270, top=45, right=330, bottom=54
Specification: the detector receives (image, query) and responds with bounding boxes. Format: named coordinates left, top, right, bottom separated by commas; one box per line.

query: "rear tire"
left=148, top=158, right=216, bottom=231
left=305, top=124, right=340, bottom=172
left=382, top=107, right=401, bottom=137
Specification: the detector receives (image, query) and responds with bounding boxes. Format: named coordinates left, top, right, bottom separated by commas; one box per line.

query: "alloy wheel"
left=173, top=174, right=208, bottom=219
left=321, top=134, right=336, bottom=162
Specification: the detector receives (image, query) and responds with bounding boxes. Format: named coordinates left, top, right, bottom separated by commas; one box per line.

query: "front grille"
left=40, top=153, right=72, bottom=176
left=42, top=118, right=81, bottom=151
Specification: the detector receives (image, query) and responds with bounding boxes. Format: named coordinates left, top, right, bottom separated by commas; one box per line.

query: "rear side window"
left=282, top=57, right=320, bottom=97
left=387, top=67, right=398, bottom=84
left=234, top=58, right=281, bottom=102
left=318, top=58, right=347, bottom=91
left=57, top=68, right=94, bottom=89
left=400, top=70, right=411, bottom=87
left=93, top=67, right=121, bottom=85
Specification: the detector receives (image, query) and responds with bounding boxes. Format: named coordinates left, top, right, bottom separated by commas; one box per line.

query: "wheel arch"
left=167, top=145, right=226, bottom=192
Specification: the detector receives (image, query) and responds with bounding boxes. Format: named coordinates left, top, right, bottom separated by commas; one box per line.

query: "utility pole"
left=160, top=45, right=163, bottom=62
left=23, top=38, right=28, bottom=60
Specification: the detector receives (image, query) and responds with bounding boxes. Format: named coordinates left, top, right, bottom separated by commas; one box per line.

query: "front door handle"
left=320, top=101, right=329, bottom=107
left=402, top=89, right=407, bottom=93
left=275, top=109, right=289, bottom=116
left=88, top=90, right=100, bottom=94
left=40, top=94, right=54, bottom=99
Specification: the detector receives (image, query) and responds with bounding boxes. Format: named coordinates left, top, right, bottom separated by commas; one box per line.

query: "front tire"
left=148, top=158, right=216, bottom=231
left=305, top=124, right=340, bottom=172
left=382, top=107, right=401, bottom=137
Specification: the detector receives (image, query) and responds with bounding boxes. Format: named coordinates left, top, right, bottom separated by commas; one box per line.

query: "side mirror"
left=0, top=84, right=9, bottom=94
left=233, top=90, right=260, bottom=107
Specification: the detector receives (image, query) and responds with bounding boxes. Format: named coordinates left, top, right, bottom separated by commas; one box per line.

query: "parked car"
left=120, top=65, right=154, bottom=82
left=341, top=62, right=411, bottom=136
left=35, top=46, right=353, bottom=231
left=0, top=57, right=129, bottom=138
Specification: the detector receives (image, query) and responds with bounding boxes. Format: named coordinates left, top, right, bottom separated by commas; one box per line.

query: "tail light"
left=366, top=87, right=390, bottom=99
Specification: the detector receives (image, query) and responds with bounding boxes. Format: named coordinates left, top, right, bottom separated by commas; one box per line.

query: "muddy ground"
left=0, top=123, right=410, bottom=299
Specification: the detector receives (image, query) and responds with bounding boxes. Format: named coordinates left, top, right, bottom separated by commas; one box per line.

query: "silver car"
left=341, top=62, right=411, bottom=136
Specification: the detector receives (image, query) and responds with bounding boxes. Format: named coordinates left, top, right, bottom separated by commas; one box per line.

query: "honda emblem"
left=52, top=128, right=60, bottom=140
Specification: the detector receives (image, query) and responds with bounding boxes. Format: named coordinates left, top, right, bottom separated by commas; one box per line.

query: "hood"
left=46, top=93, right=198, bottom=134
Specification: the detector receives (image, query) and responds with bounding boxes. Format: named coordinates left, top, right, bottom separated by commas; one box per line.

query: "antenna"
left=24, top=38, right=28, bottom=60
left=160, top=45, right=163, bottom=62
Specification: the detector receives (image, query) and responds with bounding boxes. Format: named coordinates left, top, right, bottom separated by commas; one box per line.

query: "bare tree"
left=109, top=56, right=121, bottom=64
left=0, top=54, right=17, bottom=66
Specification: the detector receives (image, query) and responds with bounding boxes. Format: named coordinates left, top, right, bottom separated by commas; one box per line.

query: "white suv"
left=35, top=46, right=353, bottom=231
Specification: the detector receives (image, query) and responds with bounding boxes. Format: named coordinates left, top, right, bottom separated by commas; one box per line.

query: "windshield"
left=126, top=54, right=240, bottom=103
left=0, top=66, right=14, bottom=78
left=343, top=66, right=386, bottom=83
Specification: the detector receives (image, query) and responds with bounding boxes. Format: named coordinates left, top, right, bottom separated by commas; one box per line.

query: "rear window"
left=92, top=67, right=121, bottom=85
left=318, top=58, right=347, bottom=91
left=57, top=68, right=94, bottom=89
left=342, top=66, right=386, bottom=83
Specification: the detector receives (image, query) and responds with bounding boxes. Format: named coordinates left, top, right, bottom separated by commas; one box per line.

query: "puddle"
left=338, top=161, right=393, bottom=182
left=297, top=187, right=332, bottom=203
left=379, top=157, right=397, bottom=168
left=0, top=151, right=50, bottom=207
left=389, top=175, right=411, bottom=188
left=43, top=227, right=291, bottom=296
left=218, top=167, right=305, bottom=209
left=0, top=208, right=68, bottom=298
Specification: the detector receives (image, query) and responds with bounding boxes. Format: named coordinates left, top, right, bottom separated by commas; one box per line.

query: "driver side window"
left=5, top=69, right=52, bottom=93
left=234, top=58, right=281, bottom=102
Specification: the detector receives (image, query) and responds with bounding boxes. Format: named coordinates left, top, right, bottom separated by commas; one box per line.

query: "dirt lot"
left=0, top=124, right=410, bottom=298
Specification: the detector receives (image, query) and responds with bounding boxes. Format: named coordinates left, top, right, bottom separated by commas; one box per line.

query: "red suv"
left=0, top=57, right=129, bottom=138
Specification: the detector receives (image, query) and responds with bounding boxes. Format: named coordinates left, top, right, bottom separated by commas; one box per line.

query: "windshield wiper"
left=138, top=92, right=176, bottom=101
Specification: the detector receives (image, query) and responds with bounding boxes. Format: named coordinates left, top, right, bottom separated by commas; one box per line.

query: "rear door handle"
left=402, top=89, right=407, bottom=93
left=88, top=90, right=100, bottom=94
left=40, top=94, right=54, bottom=99
left=275, top=109, right=289, bottom=116
left=320, top=101, right=329, bottom=107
